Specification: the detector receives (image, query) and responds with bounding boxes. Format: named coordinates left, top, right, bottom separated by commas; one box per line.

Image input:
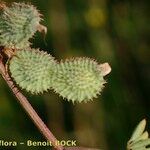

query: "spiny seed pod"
left=9, top=48, right=57, bottom=94
left=0, top=2, right=45, bottom=49
left=53, top=58, right=111, bottom=103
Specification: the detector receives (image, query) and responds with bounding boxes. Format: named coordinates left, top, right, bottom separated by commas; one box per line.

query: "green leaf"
left=130, top=139, right=150, bottom=149
left=129, top=119, right=147, bottom=142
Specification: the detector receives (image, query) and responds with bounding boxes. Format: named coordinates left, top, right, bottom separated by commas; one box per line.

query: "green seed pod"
left=0, top=2, right=43, bottom=49
left=9, top=48, right=57, bottom=94
left=53, top=58, right=108, bottom=103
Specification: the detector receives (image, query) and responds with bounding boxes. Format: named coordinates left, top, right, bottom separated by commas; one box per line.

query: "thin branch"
left=0, top=55, right=63, bottom=150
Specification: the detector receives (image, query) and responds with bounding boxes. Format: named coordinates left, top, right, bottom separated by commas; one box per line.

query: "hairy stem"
left=0, top=55, right=63, bottom=150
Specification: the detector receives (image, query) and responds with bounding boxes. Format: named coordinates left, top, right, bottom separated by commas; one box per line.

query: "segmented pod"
left=0, top=2, right=42, bottom=49
left=0, top=2, right=111, bottom=103
left=9, top=48, right=57, bottom=94
left=53, top=58, right=107, bottom=103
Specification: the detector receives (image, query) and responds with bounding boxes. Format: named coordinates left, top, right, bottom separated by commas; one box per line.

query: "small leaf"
left=132, top=148, right=147, bottom=150
left=129, top=119, right=147, bottom=142
left=130, top=139, right=150, bottom=149
left=134, top=131, right=149, bottom=143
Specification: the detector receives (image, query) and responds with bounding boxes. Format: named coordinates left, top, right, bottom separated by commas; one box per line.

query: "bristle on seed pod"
left=0, top=2, right=45, bottom=49
left=53, top=58, right=111, bottom=103
left=9, top=48, right=57, bottom=94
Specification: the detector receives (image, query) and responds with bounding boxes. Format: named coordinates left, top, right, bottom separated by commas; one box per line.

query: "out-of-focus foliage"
left=0, top=0, right=149, bottom=150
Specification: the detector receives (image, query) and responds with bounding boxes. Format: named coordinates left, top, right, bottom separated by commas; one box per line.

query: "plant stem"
left=0, top=56, right=63, bottom=150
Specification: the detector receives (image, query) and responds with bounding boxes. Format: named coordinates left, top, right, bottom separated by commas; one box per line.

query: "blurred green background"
left=0, top=0, right=149, bottom=150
